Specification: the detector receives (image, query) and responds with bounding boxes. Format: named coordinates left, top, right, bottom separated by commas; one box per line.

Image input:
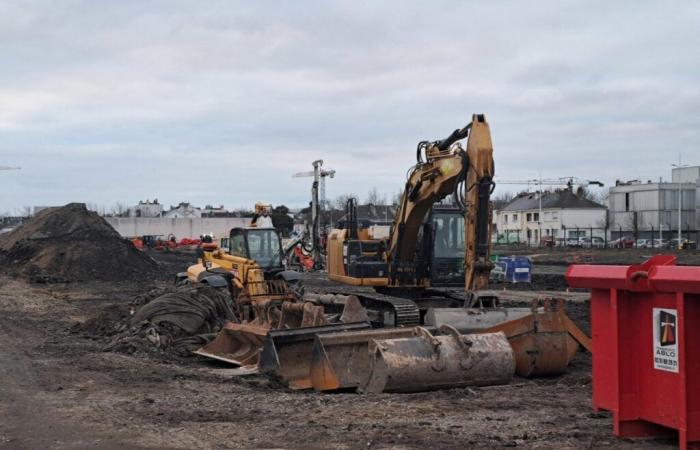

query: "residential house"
left=163, top=202, right=202, bottom=219
left=128, top=199, right=163, bottom=218
left=495, top=189, right=606, bottom=244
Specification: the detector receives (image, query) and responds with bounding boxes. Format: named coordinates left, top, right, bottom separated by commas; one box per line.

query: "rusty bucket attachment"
left=277, top=301, right=328, bottom=329
left=481, top=299, right=591, bottom=377
left=310, top=328, right=415, bottom=392
left=424, top=299, right=590, bottom=377
left=258, top=322, right=372, bottom=389
left=361, top=326, right=515, bottom=394
left=193, top=322, right=268, bottom=366
left=425, top=307, right=533, bottom=333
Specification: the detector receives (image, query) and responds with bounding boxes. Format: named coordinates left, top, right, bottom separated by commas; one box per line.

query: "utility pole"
left=538, top=172, right=542, bottom=247
left=672, top=154, right=688, bottom=249
left=677, top=154, right=682, bottom=248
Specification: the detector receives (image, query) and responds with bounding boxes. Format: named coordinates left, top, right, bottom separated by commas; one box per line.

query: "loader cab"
left=428, top=207, right=465, bottom=287
left=229, top=227, right=284, bottom=272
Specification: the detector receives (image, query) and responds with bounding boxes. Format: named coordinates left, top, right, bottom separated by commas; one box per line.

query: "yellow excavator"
left=325, top=114, right=496, bottom=326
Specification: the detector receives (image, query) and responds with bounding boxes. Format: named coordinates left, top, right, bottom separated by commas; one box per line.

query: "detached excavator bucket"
left=310, top=328, right=415, bottom=392
left=481, top=299, right=591, bottom=377
left=258, top=322, right=372, bottom=390
left=361, top=327, right=515, bottom=393
left=194, top=322, right=268, bottom=366
left=424, top=299, right=590, bottom=377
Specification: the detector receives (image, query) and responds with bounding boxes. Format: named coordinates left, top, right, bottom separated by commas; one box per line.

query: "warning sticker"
left=652, top=308, right=679, bottom=373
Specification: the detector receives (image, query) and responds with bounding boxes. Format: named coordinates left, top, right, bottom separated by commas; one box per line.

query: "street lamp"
left=672, top=155, right=689, bottom=249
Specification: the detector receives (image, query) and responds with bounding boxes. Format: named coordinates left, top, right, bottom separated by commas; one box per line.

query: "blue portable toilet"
left=497, top=256, right=532, bottom=283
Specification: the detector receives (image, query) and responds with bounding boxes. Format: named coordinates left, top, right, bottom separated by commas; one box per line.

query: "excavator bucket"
left=277, top=301, right=328, bottom=329
left=193, top=322, right=268, bottom=366
left=426, top=299, right=590, bottom=377
left=481, top=298, right=590, bottom=377
left=361, top=327, right=515, bottom=393
left=426, top=299, right=591, bottom=377
left=258, top=322, right=372, bottom=389
left=309, top=328, right=415, bottom=392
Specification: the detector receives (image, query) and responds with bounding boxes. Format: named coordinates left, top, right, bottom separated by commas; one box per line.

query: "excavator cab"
left=228, top=227, right=284, bottom=272
left=428, top=206, right=466, bottom=287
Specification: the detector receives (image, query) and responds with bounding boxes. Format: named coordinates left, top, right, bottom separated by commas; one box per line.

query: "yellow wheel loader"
left=177, top=226, right=334, bottom=366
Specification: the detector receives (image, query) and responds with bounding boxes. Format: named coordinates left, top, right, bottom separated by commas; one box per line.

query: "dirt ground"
left=0, top=248, right=687, bottom=449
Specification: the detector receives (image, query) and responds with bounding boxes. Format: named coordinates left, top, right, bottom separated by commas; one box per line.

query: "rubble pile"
left=0, top=203, right=157, bottom=283
left=105, top=285, right=236, bottom=357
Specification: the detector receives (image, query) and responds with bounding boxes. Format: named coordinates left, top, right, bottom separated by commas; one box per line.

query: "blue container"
left=497, top=256, right=532, bottom=283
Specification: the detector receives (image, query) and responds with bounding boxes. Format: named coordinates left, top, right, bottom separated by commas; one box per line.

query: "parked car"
left=610, top=236, right=635, bottom=248
left=670, top=238, right=698, bottom=249
left=653, top=239, right=670, bottom=249
left=581, top=236, right=606, bottom=248
left=635, top=239, right=652, bottom=248
left=540, top=236, right=556, bottom=247
left=566, top=238, right=584, bottom=247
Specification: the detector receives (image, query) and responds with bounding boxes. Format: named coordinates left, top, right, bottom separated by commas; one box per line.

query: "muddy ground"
left=0, top=248, right=688, bottom=449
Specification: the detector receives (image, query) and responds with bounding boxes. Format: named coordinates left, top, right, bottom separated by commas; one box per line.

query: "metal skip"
left=361, top=326, right=515, bottom=394
left=258, top=322, right=372, bottom=389
left=310, top=328, right=415, bottom=392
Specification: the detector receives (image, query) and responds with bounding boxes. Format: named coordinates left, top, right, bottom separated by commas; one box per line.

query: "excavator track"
left=306, top=288, right=420, bottom=327
left=355, top=293, right=421, bottom=327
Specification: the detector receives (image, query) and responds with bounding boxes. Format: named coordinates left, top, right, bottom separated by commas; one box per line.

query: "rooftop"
left=501, top=190, right=604, bottom=212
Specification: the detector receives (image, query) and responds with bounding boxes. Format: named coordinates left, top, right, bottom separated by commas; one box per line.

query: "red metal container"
left=566, top=255, right=700, bottom=450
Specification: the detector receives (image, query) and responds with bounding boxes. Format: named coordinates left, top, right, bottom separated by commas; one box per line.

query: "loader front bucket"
left=258, top=322, right=372, bottom=389
left=309, top=328, right=415, bottom=392
left=193, top=322, right=269, bottom=366
left=361, top=327, right=515, bottom=393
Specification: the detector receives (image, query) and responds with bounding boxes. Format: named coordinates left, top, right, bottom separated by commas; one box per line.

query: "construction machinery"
left=325, top=114, right=496, bottom=326
left=188, top=114, right=590, bottom=393
left=180, top=226, right=323, bottom=330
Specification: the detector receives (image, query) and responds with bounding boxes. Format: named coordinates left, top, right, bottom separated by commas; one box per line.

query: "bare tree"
left=19, top=206, right=32, bottom=218
left=334, top=193, right=358, bottom=210
left=491, top=191, right=515, bottom=210
left=391, top=188, right=404, bottom=206
left=365, top=187, right=386, bottom=205
left=111, top=202, right=127, bottom=217
left=624, top=211, right=639, bottom=238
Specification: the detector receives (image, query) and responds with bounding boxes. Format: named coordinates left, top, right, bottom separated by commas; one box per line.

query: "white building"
left=128, top=199, right=163, bottom=218
left=608, top=166, right=699, bottom=239
left=495, top=190, right=607, bottom=244
left=163, top=202, right=202, bottom=219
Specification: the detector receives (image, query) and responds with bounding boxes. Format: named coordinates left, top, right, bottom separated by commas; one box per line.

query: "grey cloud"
left=0, top=1, right=698, bottom=213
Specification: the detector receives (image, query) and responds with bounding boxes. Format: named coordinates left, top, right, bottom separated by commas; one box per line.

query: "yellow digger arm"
left=386, top=114, right=495, bottom=291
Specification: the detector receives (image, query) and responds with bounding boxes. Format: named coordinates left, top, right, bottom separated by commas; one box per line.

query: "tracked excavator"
left=325, top=113, right=495, bottom=326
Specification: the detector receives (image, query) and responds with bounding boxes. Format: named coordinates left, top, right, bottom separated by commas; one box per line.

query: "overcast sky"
left=1, top=1, right=698, bottom=214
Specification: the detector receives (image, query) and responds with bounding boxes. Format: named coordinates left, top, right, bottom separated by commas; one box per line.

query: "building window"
left=625, top=193, right=630, bottom=212
left=526, top=213, right=532, bottom=222
left=513, top=214, right=518, bottom=221
left=534, top=212, right=539, bottom=222
left=503, top=215, right=508, bottom=224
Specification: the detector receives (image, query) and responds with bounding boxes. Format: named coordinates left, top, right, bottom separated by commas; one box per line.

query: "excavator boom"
left=387, top=114, right=494, bottom=291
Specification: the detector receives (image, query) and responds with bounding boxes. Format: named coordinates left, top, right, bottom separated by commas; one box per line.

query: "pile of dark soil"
left=0, top=203, right=157, bottom=283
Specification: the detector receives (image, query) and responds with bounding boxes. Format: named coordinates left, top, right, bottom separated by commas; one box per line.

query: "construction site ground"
left=0, top=248, right=688, bottom=449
